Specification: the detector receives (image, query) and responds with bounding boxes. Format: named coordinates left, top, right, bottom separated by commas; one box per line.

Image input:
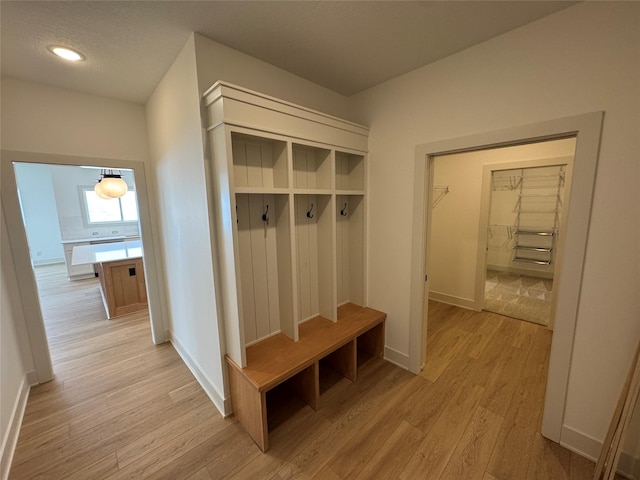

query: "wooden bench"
left=225, top=303, right=386, bottom=452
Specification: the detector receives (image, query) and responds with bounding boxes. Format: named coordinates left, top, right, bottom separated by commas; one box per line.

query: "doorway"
left=409, top=112, right=603, bottom=443
left=13, top=162, right=147, bottom=365
left=1, top=150, right=165, bottom=384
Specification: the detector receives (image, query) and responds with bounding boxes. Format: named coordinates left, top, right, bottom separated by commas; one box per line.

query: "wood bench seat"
left=226, top=303, right=386, bottom=452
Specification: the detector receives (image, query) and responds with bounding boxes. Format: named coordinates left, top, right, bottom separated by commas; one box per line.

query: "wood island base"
left=95, top=258, right=147, bottom=319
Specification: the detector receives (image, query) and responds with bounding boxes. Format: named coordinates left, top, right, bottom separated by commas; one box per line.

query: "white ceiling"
left=1, top=1, right=576, bottom=104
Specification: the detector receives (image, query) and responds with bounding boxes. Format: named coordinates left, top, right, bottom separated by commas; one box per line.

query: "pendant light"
left=94, top=180, right=112, bottom=199
left=95, top=170, right=128, bottom=199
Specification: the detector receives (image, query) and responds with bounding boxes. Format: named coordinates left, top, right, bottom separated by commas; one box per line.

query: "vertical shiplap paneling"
left=260, top=143, right=274, bottom=188
left=316, top=195, right=334, bottom=320
left=262, top=194, right=281, bottom=334
left=348, top=196, right=364, bottom=306
left=236, top=194, right=257, bottom=343
left=245, top=142, right=264, bottom=188
left=275, top=195, right=294, bottom=339
left=336, top=195, right=364, bottom=307
left=336, top=153, right=347, bottom=191
left=248, top=195, right=272, bottom=340
left=296, top=195, right=317, bottom=321
left=237, top=193, right=286, bottom=345
left=294, top=148, right=308, bottom=189
left=233, top=140, right=248, bottom=187
left=233, top=135, right=278, bottom=188
left=336, top=195, right=348, bottom=304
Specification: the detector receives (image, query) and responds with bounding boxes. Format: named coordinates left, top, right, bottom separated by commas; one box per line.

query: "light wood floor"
left=9, top=264, right=596, bottom=479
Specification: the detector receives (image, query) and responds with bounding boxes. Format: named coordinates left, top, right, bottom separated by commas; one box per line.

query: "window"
left=82, top=187, right=139, bottom=224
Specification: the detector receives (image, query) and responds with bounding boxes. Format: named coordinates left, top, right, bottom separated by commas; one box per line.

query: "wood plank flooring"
left=9, top=264, right=596, bottom=479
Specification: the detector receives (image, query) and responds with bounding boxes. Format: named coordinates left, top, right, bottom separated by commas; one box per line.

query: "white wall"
left=0, top=207, right=35, bottom=479
left=12, top=163, right=64, bottom=265
left=1, top=77, right=148, bottom=161
left=350, top=1, right=640, bottom=456
left=145, top=35, right=228, bottom=412
left=430, top=139, right=575, bottom=307
left=193, top=33, right=352, bottom=119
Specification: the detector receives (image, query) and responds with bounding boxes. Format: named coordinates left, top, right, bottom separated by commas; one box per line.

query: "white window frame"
left=79, top=185, right=139, bottom=226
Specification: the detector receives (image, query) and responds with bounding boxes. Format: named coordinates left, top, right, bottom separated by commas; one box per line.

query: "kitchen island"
left=72, top=240, right=147, bottom=319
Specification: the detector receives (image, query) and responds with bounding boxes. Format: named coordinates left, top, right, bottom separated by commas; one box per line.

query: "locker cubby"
left=335, top=151, right=365, bottom=192
left=357, top=321, right=384, bottom=368
left=293, top=144, right=332, bottom=190
left=236, top=193, right=294, bottom=344
left=232, top=132, right=288, bottom=189
left=336, top=195, right=365, bottom=308
left=294, top=194, right=335, bottom=323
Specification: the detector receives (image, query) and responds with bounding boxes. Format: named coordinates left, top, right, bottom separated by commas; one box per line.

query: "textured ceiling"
left=1, top=1, right=576, bottom=104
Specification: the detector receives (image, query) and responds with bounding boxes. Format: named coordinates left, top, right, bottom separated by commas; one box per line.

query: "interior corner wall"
left=429, top=139, right=575, bottom=308
left=0, top=205, right=35, bottom=478
left=192, top=33, right=352, bottom=120
left=145, top=35, right=227, bottom=413
left=349, top=1, right=640, bottom=456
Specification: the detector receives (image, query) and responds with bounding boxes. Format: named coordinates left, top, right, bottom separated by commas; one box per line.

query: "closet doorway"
left=409, top=110, right=603, bottom=443
left=428, top=138, right=575, bottom=329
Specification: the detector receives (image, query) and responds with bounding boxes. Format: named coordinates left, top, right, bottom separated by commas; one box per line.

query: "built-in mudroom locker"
left=204, top=82, right=386, bottom=452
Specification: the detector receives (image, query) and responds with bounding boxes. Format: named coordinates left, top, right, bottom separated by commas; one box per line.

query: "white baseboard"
left=1, top=373, right=32, bottom=480
left=618, top=451, right=640, bottom=480
left=561, top=424, right=640, bottom=479
left=560, top=424, right=601, bottom=462
left=384, top=346, right=409, bottom=370
left=168, top=333, right=231, bottom=417
left=428, top=291, right=476, bottom=310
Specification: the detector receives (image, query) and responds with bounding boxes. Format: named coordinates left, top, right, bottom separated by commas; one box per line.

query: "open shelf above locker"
left=293, top=144, right=331, bottom=190
left=335, top=151, right=365, bottom=192
left=232, top=132, right=288, bottom=189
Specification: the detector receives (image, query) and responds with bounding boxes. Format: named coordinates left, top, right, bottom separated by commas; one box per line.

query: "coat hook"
left=262, top=204, right=269, bottom=222
left=306, top=203, right=314, bottom=219
left=340, top=203, right=348, bottom=216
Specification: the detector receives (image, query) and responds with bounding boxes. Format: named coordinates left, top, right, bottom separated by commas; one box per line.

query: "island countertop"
left=71, top=240, right=143, bottom=266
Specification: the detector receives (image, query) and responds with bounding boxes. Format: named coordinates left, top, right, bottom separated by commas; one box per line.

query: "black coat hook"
left=340, top=203, right=348, bottom=216
left=262, top=204, right=269, bottom=222
left=306, top=204, right=314, bottom=219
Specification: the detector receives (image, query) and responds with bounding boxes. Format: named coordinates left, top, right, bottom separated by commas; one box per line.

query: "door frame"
left=409, top=111, right=603, bottom=442
left=1, top=150, right=166, bottom=384
left=475, top=155, right=575, bottom=329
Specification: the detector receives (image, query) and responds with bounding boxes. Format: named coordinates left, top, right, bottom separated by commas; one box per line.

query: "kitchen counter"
left=61, top=235, right=139, bottom=244
left=71, top=240, right=142, bottom=266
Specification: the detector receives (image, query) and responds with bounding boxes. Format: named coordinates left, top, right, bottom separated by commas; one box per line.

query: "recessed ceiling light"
left=48, top=46, right=85, bottom=62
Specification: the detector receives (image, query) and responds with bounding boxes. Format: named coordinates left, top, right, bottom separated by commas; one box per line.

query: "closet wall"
left=429, top=138, right=576, bottom=309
